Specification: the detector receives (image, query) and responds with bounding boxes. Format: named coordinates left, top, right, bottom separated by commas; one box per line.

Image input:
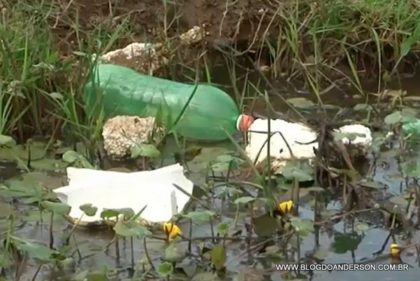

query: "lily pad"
left=252, top=214, right=280, bottom=236
left=384, top=111, right=402, bottom=125
left=183, top=210, right=215, bottom=224
left=62, top=150, right=93, bottom=168
left=282, top=161, right=313, bottom=182
left=290, top=217, right=314, bottom=236
left=80, top=204, right=98, bottom=217
left=234, top=196, right=255, bottom=205
left=13, top=238, right=56, bottom=262
left=41, top=200, right=71, bottom=215
left=164, top=242, right=187, bottom=262
left=113, top=219, right=152, bottom=238
left=157, top=261, right=174, bottom=277
left=332, top=232, right=362, bottom=253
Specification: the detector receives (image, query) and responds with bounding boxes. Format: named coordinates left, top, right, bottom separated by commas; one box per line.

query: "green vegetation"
left=0, top=0, right=420, bottom=280
left=1, top=0, right=420, bottom=144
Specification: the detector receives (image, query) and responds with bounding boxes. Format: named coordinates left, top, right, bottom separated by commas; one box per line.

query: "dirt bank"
left=52, top=0, right=420, bottom=77
left=54, top=0, right=282, bottom=52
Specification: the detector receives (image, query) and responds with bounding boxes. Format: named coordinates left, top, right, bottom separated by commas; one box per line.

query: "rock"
left=102, top=116, right=165, bottom=159
left=179, top=26, right=206, bottom=45
left=100, top=42, right=169, bottom=75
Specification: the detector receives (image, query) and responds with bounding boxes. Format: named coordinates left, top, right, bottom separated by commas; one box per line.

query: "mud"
left=53, top=0, right=281, bottom=54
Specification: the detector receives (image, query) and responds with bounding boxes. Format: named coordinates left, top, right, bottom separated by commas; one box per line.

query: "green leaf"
left=157, top=261, right=174, bottom=277
left=0, top=135, right=15, bottom=147
left=332, top=232, right=362, bottom=253
left=100, top=208, right=135, bottom=220
left=211, top=154, right=244, bottom=172
left=234, top=196, right=255, bottom=205
left=0, top=254, right=11, bottom=268
left=62, top=150, right=93, bottom=168
left=183, top=210, right=215, bottom=223
left=401, top=158, right=420, bottom=177
left=80, top=204, right=98, bottom=217
left=252, top=214, right=280, bottom=236
left=1, top=176, right=49, bottom=203
left=384, top=111, right=402, bottom=125
left=100, top=209, right=120, bottom=219
left=282, top=161, right=313, bottom=182
left=164, top=242, right=187, bottom=262
left=41, top=201, right=71, bottom=215
left=113, top=219, right=152, bottom=238
left=290, top=217, right=314, bottom=236
left=130, top=144, right=160, bottom=158
left=210, top=245, right=226, bottom=270
left=216, top=223, right=229, bottom=236
left=13, top=238, right=54, bottom=262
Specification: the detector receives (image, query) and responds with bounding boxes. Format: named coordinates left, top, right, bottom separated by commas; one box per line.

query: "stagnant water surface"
left=1, top=68, right=420, bottom=280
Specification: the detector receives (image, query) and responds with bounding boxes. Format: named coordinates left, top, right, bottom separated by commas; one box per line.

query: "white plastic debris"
left=53, top=164, right=193, bottom=224
left=245, top=119, right=318, bottom=168
left=245, top=118, right=373, bottom=173
left=102, top=115, right=164, bottom=159
left=333, top=124, right=373, bottom=148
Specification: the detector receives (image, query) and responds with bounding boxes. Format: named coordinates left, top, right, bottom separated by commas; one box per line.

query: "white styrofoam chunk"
left=54, top=164, right=193, bottom=224
left=245, top=119, right=318, bottom=165
left=334, top=124, right=372, bottom=147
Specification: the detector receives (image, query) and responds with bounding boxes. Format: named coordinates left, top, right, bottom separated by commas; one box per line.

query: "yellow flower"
left=389, top=243, right=400, bottom=258
left=163, top=222, right=182, bottom=240
left=278, top=200, right=294, bottom=215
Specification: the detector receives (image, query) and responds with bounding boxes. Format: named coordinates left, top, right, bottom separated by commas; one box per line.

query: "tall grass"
left=257, top=0, right=420, bottom=94
left=0, top=0, right=132, bottom=160
left=1, top=0, right=420, bottom=157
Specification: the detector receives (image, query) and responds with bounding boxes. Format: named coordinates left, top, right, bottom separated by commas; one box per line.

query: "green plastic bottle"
left=83, top=63, right=254, bottom=141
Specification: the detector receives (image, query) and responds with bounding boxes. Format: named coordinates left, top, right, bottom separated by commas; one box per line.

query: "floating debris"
left=245, top=118, right=318, bottom=173
left=333, top=124, right=373, bottom=149
left=54, top=164, right=193, bottom=225
left=245, top=119, right=373, bottom=173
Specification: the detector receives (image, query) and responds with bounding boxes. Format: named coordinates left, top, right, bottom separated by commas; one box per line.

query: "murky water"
left=1, top=66, right=420, bottom=280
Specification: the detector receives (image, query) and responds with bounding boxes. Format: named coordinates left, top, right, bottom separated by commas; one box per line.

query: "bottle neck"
left=236, top=114, right=254, bottom=132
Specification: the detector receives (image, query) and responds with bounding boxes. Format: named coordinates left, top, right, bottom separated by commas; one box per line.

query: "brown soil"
left=52, top=0, right=278, bottom=54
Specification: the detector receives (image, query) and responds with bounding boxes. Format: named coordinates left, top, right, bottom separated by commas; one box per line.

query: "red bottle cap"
left=237, top=114, right=255, bottom=132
